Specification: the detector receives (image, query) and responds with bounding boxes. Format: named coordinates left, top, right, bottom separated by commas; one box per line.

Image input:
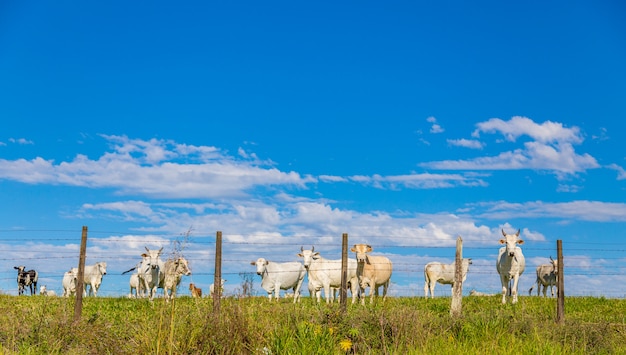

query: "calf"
left=424, top=258, right=472, bottom=298
left=189, top=283, right=202, bottom=298
left=14, top=266, right=38, bottom=295
left=40, top=285, right=56, bottom=296
left=210, top=278, right=226, bottom=298
left=62, top=268, right=78, bottom=297
left=529, top=256, right=558, bottom=297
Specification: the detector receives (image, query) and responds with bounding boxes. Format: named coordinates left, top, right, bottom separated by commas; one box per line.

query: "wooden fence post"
left=73, top=226, right=88, bottom=323
left=340, top=233, right=348, bottom=312
left=556, top=239, right=565, bottom=324
left=450, top=236, right=463, bottom=317
left=213, top=231, right=223, bottom=313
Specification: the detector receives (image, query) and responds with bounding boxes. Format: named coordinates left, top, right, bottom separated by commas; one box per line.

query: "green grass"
left=0, top=295, right=625, bottom=354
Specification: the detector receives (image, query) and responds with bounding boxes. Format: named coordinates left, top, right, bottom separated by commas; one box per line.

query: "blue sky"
left=1, top=1, right=625, bottom=298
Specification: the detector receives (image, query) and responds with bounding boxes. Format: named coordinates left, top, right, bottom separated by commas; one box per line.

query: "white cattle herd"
left=10, top=229, right=559, bottom=303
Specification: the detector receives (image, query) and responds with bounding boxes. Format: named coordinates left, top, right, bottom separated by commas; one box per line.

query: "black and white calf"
left=14, top=266, right=39, bottom=295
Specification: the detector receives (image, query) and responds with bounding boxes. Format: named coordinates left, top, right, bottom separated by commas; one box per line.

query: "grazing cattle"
left=14, top=266, right=38, bottom=295
left=297, top=246, right=360, bottom=304
left=159, top=257, right=191, bottom=300
left=209, top=278, right=226, bottom=298
left=496, top=229, right=526, bottom=304
left=529, top=256, right=558, bottom=297
left=39, top=285, right=56, bottom=296
left=251, top=257, right=306, bottom=302
left=62, top=269, right=78, bottom=297
left=189, top=283, right=202, bottom=298
left=424, top=258, right=472, bottom=298
left=351, top=244, right=393, bottom=305
left=75, top=261, right=108, bottom=297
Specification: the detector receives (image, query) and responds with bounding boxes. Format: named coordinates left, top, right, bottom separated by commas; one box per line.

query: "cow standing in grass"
left=529, top=256, right=558, bottom=297
left=160, top=257, right=191, bottom=301
left=251, top=257, right=306, bottom=302
left=62, top=269, right=77, bottom=297
left=424, top=258, right=472, bottom=298
left=14, top=266, right=38, bottom=295
left=351, top=244, right=393, bottom=305
left=297, top=246, right=360, bottom=304
left=496, top=229, right=526, bottom=304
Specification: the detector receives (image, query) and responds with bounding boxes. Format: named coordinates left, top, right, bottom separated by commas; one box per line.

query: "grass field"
left=0, top=294, right=625, bottom=354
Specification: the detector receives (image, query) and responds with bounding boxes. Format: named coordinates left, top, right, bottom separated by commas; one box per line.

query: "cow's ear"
left=250, top=261, right=256, bottom=265
left=350, top=246, right=356, bottom=252
left=297, top=253, right=303, bottom=257
left=517, top=239, right=524, bottom=245
left=499, top=239, right=506, bottom=244
left=366, top=245, right=373, bottom=252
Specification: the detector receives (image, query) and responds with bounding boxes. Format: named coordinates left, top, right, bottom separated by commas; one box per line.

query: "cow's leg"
left=500, top=276, right=508, bottom=304
left=323, top=283, right=332, bottom=304
left=511, top=275, right=520, bottom=304
left=382, top=280, right=389, bottom=301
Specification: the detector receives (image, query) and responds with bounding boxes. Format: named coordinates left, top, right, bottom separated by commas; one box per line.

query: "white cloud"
left=469, top=200, right=626, bottom=222
left=608, top=164, right=626, bottom=180
left=472, top=116, right=583, bottom=144
left=447, top=138, right=484, bottom=149
left=0, top=136, right=316, bottom=199
left=346, top=173, right=488, bottom=189
left=422, top=117, right=599, bottom=177
left=427, top=116, right=444, bottom=134
left=9, top=138, right=34, bottom=145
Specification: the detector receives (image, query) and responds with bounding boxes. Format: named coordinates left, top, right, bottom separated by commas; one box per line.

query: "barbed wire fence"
left=1, top=227, right=625, bottom=299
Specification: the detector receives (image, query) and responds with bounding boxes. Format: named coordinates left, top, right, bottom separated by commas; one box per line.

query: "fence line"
left=1, top=227, right=625, bottom=300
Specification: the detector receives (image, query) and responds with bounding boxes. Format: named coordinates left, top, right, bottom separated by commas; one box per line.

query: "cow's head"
left=65, top=270, right=77, bottom=292
left=251, top=258, right=269, bottom=275
left=144, top=247, right=163, bottom=270
left=351, top=244, right=373, bottom=264
left=550, top=256, right=558, bottom=274
left=98, top=261, right=108, bottom=275
left=175, top=258, right=191, bottom=276
left=500, top=229, right=523, bottom=257
left=297, top=246, right=320, bottom=269
left=14, top=266, right=25, bottom=273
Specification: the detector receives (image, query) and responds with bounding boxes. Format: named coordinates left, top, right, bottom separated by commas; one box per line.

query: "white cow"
left=251, top=257, right=306, bottom=302
left=140, top=247, right=165, bottom=300
left=351, top=244, right=393, bottom=305
left=297, top=246, right=360, bottom=304
left=74, top=261, right=107, bottom=297
left=128, top=273, right=143, bottom=299
left=62, top=269, right=77, bottom=297
left=528, top=256, right=558, bottom=297
left=159, top=257, right=191, bottom=301
left=424, top=258, right=472, bottom=298
left=496, top=229, right=526, bottom=304
left=209, top=278, right=226, bottom=298
left=39, top=285, right=56, bottom=296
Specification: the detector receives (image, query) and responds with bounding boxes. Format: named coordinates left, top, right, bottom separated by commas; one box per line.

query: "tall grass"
left=0, top=295, right=624, bottom=354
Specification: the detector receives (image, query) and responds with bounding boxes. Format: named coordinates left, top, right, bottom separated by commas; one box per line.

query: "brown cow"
left=350, top=244, right=393, bottom=305
left=189, top=283, right=202, bottom=298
